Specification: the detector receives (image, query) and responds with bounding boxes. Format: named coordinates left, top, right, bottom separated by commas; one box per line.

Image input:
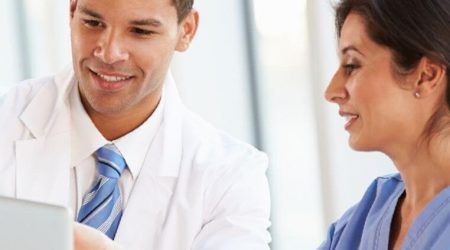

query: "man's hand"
left=73, top=222, right=123, bottom=250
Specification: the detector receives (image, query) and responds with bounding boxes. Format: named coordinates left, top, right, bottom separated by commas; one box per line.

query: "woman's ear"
left=175, top=10, right=199, bottom=52
left=411, top=57, right=447, bottom=98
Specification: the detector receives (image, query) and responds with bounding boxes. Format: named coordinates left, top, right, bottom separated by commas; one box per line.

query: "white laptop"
left=0, top=196, right=73, bottom=250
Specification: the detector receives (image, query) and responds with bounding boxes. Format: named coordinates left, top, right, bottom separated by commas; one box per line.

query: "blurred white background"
left=0, top=0, right=395, bottom=248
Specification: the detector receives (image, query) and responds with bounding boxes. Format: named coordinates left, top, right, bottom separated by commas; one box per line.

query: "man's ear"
left=70, top=0, right=77, bottom=19
left=175, top=10, right=199, bottom=52
left=410, top=57, right=447, bottom=98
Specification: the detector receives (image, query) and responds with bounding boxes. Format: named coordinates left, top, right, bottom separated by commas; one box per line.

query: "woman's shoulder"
left=319, top=173, right=404, bottom=249
left=368, top=173, right=403, bottom=198
left=374, top=173, right=403, bottom=186
left=339, top=173, right=403, bottom=225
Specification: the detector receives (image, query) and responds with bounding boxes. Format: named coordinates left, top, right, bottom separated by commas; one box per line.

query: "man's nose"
left=94, top=29, right=129, bottom=64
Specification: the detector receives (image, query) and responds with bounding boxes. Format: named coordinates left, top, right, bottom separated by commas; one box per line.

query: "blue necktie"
left=77, top=144, right=127, bottom=239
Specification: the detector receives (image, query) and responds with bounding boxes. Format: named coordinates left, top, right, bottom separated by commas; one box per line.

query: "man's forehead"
left=74, top=0, right=175, bottom=7
left=74, top=0, right=179, bottom=25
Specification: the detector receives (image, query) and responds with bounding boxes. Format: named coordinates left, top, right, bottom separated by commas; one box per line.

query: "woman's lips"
left=339, top=111, right=360, bottom=130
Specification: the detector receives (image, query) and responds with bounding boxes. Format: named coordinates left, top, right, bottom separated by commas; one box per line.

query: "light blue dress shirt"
left=319, top=174, right=450, bottom=249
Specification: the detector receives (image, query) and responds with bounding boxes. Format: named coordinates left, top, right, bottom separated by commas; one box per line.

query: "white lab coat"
left=0, top=68, right=271, bottom=250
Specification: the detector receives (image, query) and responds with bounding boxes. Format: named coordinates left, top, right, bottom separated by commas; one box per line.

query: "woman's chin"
left=348, top=137, right=374, bottom=152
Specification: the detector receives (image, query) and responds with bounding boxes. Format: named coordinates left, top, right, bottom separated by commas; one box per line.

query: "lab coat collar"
left=108, top=73, right=185, bottom=246
left=14, top=67, right=184, bottom=208
left=20, top=67, right=74, bottom=139
left=15, top=67, right=74, bottom=206
left=69, top=71, right=185, bottom=178
left=143, top=72, right=183, bottom=177
left=19, top=66, right=185, bottom=178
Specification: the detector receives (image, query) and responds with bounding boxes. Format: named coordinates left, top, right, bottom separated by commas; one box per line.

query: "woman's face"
left=325, top=13, right=419, bottom=153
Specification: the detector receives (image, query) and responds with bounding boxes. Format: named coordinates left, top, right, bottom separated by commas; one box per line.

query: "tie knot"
left=95, top=144, right=126, bottom=179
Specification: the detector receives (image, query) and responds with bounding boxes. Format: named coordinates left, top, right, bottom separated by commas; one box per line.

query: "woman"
left=320, top=0, right=450, bottom=249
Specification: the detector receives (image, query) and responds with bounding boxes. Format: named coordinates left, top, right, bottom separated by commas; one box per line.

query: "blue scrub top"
left=319, top=174, right=450, bottom=250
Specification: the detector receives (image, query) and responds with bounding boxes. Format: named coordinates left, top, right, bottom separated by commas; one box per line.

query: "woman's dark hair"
left=335, top=0, right=450, bottom=106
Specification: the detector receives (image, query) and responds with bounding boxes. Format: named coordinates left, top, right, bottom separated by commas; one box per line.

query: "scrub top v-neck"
left=319, top=174, right=450, bottom=249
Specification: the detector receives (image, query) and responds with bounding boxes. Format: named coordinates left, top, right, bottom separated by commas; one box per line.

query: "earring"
left=414, top=92, right=420, bottom=98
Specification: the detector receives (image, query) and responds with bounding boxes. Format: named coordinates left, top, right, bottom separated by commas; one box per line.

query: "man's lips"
left=88, top=68, right=134, bottom=91
left=89, top=68, right=134, bottom=81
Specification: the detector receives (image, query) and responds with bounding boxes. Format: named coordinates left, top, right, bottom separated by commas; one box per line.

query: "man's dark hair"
left=174, top=0, right=194, bottom=22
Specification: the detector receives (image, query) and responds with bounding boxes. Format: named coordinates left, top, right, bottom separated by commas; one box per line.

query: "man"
left=0, top=0, right=271, bottom=249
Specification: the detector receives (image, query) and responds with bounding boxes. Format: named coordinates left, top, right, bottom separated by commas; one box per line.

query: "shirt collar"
left=70, top=83, right=166, bottom=179
left=113, top=90, right=165, bottom=179
left=70, top=85, right=107, bottom=168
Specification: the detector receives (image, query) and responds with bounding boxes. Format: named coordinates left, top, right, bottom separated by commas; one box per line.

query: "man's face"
left=70, top=0, right=192, bottom=117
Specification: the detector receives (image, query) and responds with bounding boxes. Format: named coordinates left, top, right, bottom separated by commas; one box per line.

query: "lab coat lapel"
left=113, top=168, right=177, bottom=248
left=15, top=68, right=74, bottom=206
left=15, top=133, right=71, bottom=206
left=115, top=74, right=183, bottom=248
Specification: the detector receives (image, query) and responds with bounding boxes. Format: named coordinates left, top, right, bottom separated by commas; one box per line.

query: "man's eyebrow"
left=77, top=5, right=163, bottom=27
left=79, top=5, right=103, bottom=19
left=130, top=18, right=163, bottom=27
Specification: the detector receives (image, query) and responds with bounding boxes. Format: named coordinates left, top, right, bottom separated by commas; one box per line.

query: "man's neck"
left=85, top=93, right=162, bottom=141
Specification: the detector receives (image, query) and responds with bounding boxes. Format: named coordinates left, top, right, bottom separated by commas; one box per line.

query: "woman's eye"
left=83, top=19, right=103, bottom=28
left=343, top=64, right=360, bottom=75
left=131, top=28, right=154, bottom=36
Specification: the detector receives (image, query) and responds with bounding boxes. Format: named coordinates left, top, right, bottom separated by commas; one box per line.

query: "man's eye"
left=83, top=19, right=103, bottom=28
left=131, top=28, right=154, bottom=36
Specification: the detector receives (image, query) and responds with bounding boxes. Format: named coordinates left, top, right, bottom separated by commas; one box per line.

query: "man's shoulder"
left=0, top=76, right=54, bottom=115
left=0, top=75, right=58, bottom=144
left=180, top=110, right=268, bottom=172
left=1, top=67, right=74, bottom=108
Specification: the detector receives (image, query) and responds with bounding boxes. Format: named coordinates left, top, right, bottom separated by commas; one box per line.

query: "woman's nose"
left=324, top=70, right=348, bottom=103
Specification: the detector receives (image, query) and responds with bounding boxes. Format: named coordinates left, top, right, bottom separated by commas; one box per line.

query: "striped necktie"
left=77, top=144, right=127, bottom=239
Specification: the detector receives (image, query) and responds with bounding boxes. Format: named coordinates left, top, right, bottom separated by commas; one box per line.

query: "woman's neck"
left=391, top=135, right=450, bottom=209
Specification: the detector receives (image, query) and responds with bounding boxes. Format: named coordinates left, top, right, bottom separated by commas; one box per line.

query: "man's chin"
left=87, top=100, right=130, bottom=116
left=79, top=89, right=129, bottom=116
